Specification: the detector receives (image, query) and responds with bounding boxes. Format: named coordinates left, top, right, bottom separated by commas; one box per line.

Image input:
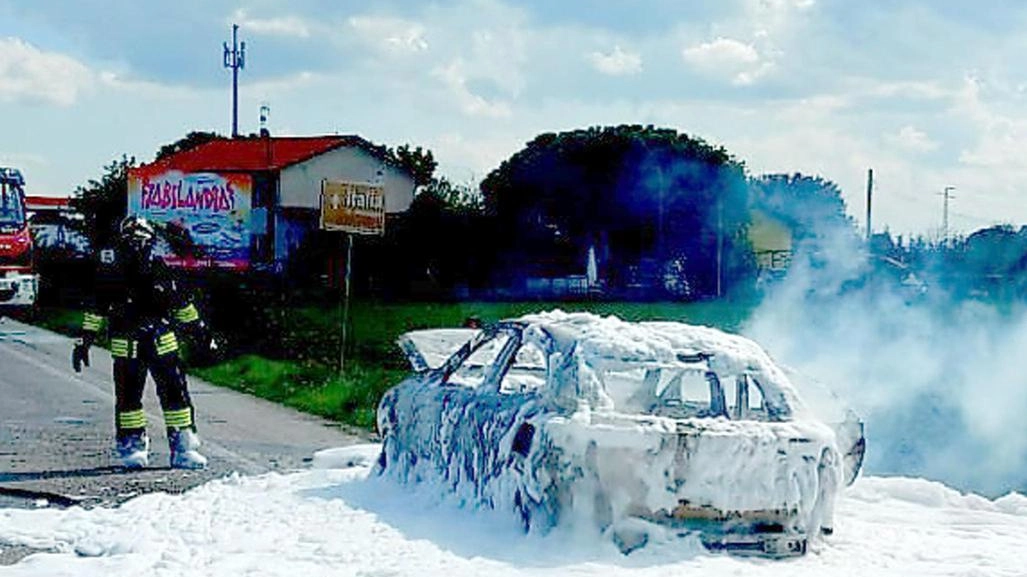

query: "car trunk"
left=540, top=412, right=836, bottom=555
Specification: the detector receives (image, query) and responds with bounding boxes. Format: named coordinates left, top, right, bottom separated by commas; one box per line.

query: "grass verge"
left=29, top=298, right=758, bottom=430
left=192, top=356, right=403, bottom=429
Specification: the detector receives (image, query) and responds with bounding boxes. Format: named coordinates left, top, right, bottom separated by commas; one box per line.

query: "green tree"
left=480, top=124, right=751, bottom=297
left=750, top=173, right=854, bottom=241
left=396, top=176, right=489, bottom=293
left=418, top=176, right=483, bottom=214
left=388, top=144, right=437, bottom=187
left=155, top=131, right=225, bottom=161
left=71, top=155, right=137, bottom=247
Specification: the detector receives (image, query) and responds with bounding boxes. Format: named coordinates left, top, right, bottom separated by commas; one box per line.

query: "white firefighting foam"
left=378, top=312, right=847, bottom=551
left=1, top=448, right=1025, bottom=576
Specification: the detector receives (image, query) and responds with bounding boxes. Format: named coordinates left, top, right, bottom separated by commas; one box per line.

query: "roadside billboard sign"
left=127, top=167, right=252, bottom=270
left=320, top=180, right=385, bottom=236
left=319, top=179, right=385, bottom=374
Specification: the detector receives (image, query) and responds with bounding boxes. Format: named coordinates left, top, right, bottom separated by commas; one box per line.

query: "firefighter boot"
left=116, top=431, right=149, bottom=469
left=168, top=428, right=208, bottom=470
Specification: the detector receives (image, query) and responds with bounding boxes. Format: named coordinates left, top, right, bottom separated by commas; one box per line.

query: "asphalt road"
left=0, top=316, right=373, bottom=564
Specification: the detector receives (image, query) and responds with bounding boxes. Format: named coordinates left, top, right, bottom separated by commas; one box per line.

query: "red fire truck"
left=0, top=167, right=38, bottom=312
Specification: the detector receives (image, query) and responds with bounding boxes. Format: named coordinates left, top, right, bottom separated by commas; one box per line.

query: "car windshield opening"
left=444, top=334, right=511, bottom=389
left=499, top=340, right=548, bottom=394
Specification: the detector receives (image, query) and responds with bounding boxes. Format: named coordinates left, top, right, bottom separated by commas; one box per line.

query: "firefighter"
left=71, top=216, right=217, bottom=469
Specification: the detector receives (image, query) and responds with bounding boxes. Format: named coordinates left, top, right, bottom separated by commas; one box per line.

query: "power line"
left=859, top=180, right=1015, bottom=232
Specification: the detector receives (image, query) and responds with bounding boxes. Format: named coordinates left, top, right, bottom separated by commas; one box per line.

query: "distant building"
left=748, top=209, right=793, bottom=273
left=130, top=135, right=417, bottom=272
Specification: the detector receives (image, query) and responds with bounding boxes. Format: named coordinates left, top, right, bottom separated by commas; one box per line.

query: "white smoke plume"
left=744, top=232, right=1027, bottom=497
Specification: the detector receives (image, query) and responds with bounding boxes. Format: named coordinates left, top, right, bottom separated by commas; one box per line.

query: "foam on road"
left=1, top=448, right=1024, bottom=576
left=0, top=317, right=369, bottom=510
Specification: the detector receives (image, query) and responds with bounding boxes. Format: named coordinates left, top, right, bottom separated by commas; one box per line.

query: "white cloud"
left=248, top=71, right=322, bottom=96
left=887, top=125, right=940, bottom=153
left=681, top=37, right=772, bottom=85
left=465, top=27, right=529, bottom=96
left=746, top=0, right=817, bottom=30
left=432, top=132, right=518, bottom=183
left=348, top=15, right=429, bottom=54
left=951, top=75, right=1027, bottom=172
left=230, top=9, right=312, bottom=39
left=0, top=151, right=46, bottom=168
left=684, top=37, right=759, bottom=66
left=434, top=60, right=512, bottom=118
left=98, top=71, right=200, bottom=101
left=588, top=45, right=642, bottom=76
left=742, top=0, right=816, bottom=48
left=0, top=37, right=93, bottom=106
left=345, top=0, right=528, bottom=114
left=8, top=0, right=1027, bottom=237
left=866, top=81, right=950, bottom=101
left=753, top=0, right=816, bottom=13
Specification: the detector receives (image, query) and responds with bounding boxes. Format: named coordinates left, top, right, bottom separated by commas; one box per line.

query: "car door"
left=398, top=325, right=526, bottom=488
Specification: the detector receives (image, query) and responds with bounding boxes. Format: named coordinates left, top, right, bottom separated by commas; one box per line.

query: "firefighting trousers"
left=111, top=332, right=195, bottom=439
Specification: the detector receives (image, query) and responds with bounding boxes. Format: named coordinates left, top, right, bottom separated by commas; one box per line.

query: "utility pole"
left=656, top=165, right=665, bottom=260
left=865, top=168, right=874, bottom=243
left=716, top=196, right=723, bottom=298
left=940, top=186, right=956, bottom=242
left=223, top=24, right=246, bottom=138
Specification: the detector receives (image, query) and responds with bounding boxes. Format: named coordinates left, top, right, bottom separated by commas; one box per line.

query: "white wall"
left=278, top=145, right=416, bottom=213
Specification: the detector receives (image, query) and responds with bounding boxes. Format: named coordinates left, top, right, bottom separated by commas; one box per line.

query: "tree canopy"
left=749, top=173, right=853, bottom=242
left=387, top=144, right=437, bottom=187
left=155, top=131, right=226, bottom=161
left=71, top=155, right=137, bottom=248
left=480, top=124, right=751, bottom=296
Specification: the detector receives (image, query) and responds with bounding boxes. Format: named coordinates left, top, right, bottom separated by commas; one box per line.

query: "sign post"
left=320, top=180, right=386, bottom=374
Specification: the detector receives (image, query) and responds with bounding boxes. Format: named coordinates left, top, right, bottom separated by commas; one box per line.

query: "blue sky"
left=2, top=0, right=1027, bottom=235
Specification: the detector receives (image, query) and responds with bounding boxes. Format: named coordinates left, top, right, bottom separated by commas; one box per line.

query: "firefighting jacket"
left=79, top=247, right=206, bottom=353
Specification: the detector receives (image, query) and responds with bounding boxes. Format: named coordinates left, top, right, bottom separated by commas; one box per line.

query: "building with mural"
left=128, top=135, right=417, bottom=272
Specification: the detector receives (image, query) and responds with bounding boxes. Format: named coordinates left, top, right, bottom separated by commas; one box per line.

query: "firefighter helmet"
left=119, top=216, right=157, bottom=254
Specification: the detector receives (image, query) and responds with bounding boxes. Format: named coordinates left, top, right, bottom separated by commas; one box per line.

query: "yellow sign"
left=320, top=180, right=385, bottom=235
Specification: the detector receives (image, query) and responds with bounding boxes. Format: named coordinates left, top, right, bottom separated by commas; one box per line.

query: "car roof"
left=509, top=311, right=805, bottom=412
left=399, top=311, right=807, bottom=415
left=512, top=311, right=769, bottom=372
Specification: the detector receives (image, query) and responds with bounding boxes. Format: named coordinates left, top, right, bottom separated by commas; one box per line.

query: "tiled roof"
left=25, top=196, right=73, bottom=208
left=148, top=135, right=377, bottom=172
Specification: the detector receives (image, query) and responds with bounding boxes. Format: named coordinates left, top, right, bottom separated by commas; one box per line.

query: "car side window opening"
left=722, top=374, right=768, bottom=420
left=498, top=340, right=548, bottom=395
left=443, top=333, right=512, bottom=389
left=600, top=367, right=649, bottom=410
left=599, top=366, right=728, bottom=418
left=655, top=369, right=726, bottom=418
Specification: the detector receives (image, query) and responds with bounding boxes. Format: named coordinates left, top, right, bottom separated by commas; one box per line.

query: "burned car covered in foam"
left=374, top=312, right=865, bottom=556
